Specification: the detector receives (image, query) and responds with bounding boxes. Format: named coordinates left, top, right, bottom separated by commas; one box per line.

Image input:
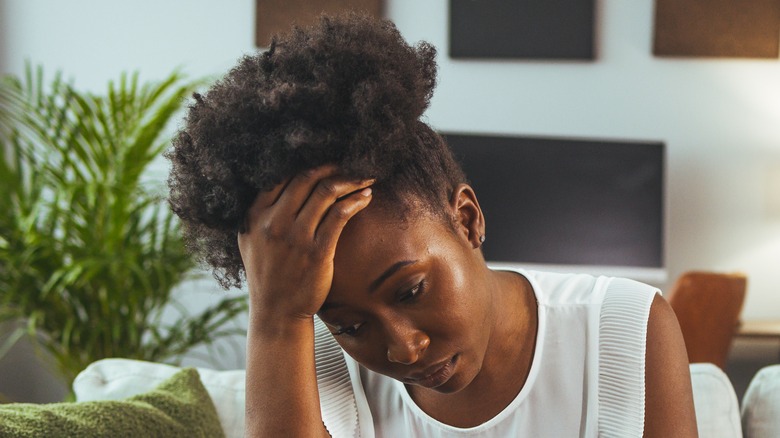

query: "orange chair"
left=667, top=271, right=747, bottom=370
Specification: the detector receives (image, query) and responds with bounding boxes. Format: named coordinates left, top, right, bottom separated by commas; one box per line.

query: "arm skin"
left=644, top=294, right=699, bottom=437
left=239, top=167, right=373, bottom=437
left=245, top=312, right=328, bottom=437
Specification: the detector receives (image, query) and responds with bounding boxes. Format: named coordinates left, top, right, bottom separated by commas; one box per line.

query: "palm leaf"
left=0, top=64, right=246, bottom=388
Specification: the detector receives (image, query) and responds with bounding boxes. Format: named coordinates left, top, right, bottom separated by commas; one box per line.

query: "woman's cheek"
left=338, top=336, right=383, bottom=367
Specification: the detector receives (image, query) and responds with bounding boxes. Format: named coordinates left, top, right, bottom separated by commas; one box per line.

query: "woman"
left=167, top=13, right=697, bottom=437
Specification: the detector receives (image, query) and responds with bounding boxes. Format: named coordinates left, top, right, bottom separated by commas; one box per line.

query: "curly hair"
left=166, top=13, right=466, bottom=289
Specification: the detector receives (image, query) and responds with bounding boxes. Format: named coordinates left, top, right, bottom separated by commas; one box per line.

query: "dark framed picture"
left=654, top=0, right=780, bottom=58
left=256, top=0, right=382, bottom=47
left=449, top=0, right=596, bottom=60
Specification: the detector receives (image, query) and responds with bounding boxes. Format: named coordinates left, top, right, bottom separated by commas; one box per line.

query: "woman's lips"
left=405, top=355, right=458, bottom=388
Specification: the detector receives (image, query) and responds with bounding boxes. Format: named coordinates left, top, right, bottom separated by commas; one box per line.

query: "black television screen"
left=443, top=133, right=665, bottom=279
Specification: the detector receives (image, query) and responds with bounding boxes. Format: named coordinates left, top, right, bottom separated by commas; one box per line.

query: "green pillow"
left=0, top=368, right=225, bottom=438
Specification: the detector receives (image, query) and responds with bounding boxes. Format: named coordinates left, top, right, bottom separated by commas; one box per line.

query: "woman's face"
left=317, top=191, right=494, bottom=394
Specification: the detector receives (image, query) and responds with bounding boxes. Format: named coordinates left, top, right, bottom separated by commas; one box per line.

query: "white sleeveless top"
left=313, top=269, right=659, bottom=438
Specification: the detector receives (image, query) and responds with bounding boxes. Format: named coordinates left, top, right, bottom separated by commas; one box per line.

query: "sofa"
left=0, top=359, right=780, bottom=438
left=65, top=358, right=779, bottom=438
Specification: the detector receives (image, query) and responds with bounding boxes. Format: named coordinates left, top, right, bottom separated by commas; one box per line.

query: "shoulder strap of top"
left=314, top=316, right=361, bottom=437
left=598, top=278, right=658, bottom=437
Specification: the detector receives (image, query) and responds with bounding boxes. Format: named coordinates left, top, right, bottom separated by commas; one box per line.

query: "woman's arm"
left=644, top=294, right=699, bottom=437
left=239, top=166, right=373, bottom=437
left=245, top=313, right=326, bottom=437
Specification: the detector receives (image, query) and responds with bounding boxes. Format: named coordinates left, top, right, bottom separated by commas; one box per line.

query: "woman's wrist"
left=247, top=302, right=315, bottom=341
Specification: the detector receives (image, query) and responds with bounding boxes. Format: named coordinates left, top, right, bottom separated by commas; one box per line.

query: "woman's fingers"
left=270, top=165, right=341, bottom=220
left=237, top=166, right=374, bottom=318
left=313, top=186, right=373, bottom=252
left=241, top=165, right=374, bottom=255
left=243, top=177, right=293, bottom=229
left=244, top=166, right=339, bottom=230
left=295, top=177, right=375, bottom=236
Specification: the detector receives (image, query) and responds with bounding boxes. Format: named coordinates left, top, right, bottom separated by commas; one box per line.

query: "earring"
left=479, top=235, right=486, bottom=244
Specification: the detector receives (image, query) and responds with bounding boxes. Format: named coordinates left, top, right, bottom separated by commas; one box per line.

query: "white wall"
left=0, top=0, right=254, bottom=90
left=2, top=0, right=779, bottom=398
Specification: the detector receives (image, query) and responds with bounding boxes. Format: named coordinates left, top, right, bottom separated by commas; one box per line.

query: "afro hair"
left=166, top=13, right=466, bottom=289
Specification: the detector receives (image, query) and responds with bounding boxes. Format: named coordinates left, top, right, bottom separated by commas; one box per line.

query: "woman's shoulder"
left=508, top=268, right=607, bottom=307
left=511, top=268, right=658, bottom=307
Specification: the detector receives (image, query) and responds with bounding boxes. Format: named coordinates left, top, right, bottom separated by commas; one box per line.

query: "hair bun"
left=273, top=13, right=437, bottom=130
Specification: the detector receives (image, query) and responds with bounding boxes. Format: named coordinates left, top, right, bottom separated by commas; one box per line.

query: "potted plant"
left=0, top=65, right=247, bottom=391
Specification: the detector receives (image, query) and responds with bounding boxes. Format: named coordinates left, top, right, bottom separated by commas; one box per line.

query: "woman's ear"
left=449, top=184, right=485, bottom=249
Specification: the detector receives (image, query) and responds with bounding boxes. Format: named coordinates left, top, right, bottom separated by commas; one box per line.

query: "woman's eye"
left=332, top=323, right=363, bottom=337
left=400, top=281, right=425, bottom=302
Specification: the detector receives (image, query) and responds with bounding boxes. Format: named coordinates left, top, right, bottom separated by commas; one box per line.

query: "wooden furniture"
left=737, top=320, right=780, bottom=362
left=668, top=271, right=747, bottom=369
left=737, top=320, right=780, bottom=340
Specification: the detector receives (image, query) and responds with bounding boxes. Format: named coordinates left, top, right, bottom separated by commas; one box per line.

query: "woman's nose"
left=386, top=325, right=430, bottom=365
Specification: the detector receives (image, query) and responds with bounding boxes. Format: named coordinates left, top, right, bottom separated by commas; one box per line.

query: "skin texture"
left=239, top=167, right=698, bottom=436
left=644, top=294, right=699, bottom=437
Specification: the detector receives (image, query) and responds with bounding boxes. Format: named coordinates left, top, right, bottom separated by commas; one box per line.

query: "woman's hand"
left=238, top=165, right=374, bottom=320
left=241, top=166, right=373, bottom=437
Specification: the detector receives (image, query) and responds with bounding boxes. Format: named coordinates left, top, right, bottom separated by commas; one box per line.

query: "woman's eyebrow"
left=319, top=260, right=420, bottom=314
left=369, top=260, right=418, bottom=293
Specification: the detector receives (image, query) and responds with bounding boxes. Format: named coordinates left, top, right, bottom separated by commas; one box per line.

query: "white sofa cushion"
left=689, top=363, right=743, bottom=438
left=74, top=359, right=742, bottom=438
left=74, top=358, right=245, bottom=438
left=742, top=364, right=780, bottom=438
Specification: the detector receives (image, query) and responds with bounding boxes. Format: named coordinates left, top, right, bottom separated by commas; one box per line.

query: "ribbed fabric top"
left=598, top=278, right=657, bottom=437
left=314, top=316, right=361, bottom=437
left=314, top=270, right=658, bottom=437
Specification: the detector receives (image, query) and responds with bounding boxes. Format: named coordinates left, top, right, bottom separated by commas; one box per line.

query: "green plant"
left=0, top=65, right=247, bottom=388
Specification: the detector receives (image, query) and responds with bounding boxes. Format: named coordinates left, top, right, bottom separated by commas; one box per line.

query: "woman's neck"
left=407, top=268, right=539, bottom=428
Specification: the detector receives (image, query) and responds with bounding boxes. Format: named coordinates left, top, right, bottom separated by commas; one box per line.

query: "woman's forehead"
left=332, top=210, right=445, bottom=284
left=334, top=211, right=419, bottom=265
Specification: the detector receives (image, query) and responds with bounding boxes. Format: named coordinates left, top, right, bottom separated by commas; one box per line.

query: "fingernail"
left=360, top=187, right=372, bottom=197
